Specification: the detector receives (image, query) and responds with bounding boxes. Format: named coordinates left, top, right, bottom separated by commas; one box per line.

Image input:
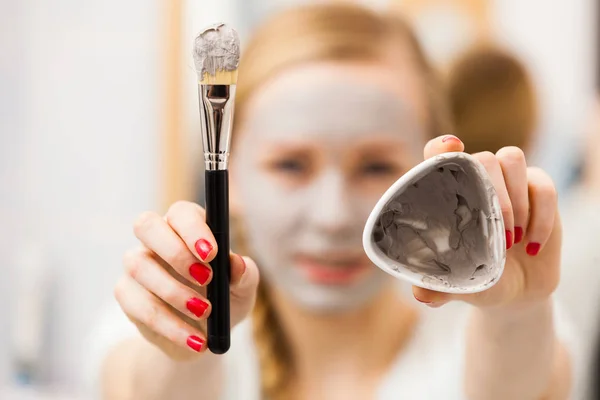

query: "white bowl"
left=362, top=152, right=506, bottom=294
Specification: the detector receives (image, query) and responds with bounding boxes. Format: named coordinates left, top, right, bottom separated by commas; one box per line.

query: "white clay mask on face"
left=232, top=68, right=425, bottom=312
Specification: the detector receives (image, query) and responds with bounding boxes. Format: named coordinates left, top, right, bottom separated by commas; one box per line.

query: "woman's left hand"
left=412, top=135, right=561, bottom=309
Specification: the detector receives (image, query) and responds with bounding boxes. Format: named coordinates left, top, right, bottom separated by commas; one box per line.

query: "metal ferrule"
left=198, top=84, right=236, bottom=171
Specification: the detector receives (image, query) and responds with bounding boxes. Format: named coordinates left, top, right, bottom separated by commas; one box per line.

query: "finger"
left=114, top=276, right=207, bottom=353
left=423, top=134, right=465, bottom=160
left=123, top=248, right=211, bottom=320
left=230, top=253, right=247, bottom=286
left=231, top=256, right=260, bottom=302
left=165, top=201, right=218, bottom=263
left=229, top=256, right=260, bottom=327
left=496, top=147, right=529, bottom=245
left=133, top=211, right=213, bottom=287
left=525, top=167, right=558, bottom=256
left=473, top=151, right=514, bottom=249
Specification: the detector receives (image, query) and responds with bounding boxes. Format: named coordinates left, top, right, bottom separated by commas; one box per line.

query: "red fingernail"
left=514, top=227, right=524, bottom=244
left=189, top=263, right=211, bottom=285
left=526, top=242, right=541, bottom=256
left=506, top=230, right=513, bottom=249
left=187, top=335, right=205, bottom=352
left=186, top=297, right=209, bottom=318
left=442, top=134, right=462, bottom=144
left=195, top=239, right=213, bottom=261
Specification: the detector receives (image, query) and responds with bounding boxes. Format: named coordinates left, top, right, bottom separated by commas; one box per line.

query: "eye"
left=273, top=159, right=305, bottom=172
left=260, top=147, right=316, bottom=184
left=360, top=161, right=396, bottom=176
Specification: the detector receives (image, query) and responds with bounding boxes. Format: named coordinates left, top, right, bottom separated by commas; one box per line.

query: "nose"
left=306, top=169, right=355, bottom=235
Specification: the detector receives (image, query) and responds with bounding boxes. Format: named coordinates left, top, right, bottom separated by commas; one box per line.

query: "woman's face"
left=232, top=60, right=429, bottom=312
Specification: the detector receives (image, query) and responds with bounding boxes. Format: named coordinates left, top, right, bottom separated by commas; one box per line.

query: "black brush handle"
left=205, top=169, right=231, bottom=354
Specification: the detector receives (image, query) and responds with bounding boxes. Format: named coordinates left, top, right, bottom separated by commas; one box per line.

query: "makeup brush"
left=193, top=23, right=240, bottom=354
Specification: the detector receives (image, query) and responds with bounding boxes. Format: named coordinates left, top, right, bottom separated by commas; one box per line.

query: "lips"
left=295, top=254, right=371, bottom=285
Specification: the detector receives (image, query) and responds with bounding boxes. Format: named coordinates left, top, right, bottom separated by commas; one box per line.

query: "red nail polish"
left=189, top=263, right=211, bottom=285
left=442, top=135, right=462, bottom=144
left=526, top=242, right=541, bottom=256
left=187, top=335, right=205, bottom=352
left=514, top=227, right=524, bottom=244
left=505, top=230, right=513, bottom=249
left=186, top=297, right=209, bottom=318
left=195, top=239, right=213, bottom=261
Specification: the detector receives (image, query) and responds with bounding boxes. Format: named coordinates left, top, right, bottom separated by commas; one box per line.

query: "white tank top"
left=84, top=297, right=581, bottom=400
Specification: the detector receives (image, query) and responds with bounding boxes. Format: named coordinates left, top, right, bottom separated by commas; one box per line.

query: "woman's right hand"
left=114, top=201, right=260, bottom=361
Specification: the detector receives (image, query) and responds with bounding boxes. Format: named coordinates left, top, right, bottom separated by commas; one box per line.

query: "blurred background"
left=0, top=0, right=598, bottom=398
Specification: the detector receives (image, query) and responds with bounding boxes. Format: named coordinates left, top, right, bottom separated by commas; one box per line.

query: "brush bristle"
left=194, top=23, right=240, bottom=85
left=199, top=70, right=238, bottom=85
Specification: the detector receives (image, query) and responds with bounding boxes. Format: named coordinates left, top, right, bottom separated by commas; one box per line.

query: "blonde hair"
left=230, top=3, right=449, bottom=399
left=447, top=46, right=538, bottom=154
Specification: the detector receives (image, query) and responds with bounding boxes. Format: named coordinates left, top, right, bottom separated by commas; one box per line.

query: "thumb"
left=229, top=254, right=260, bottom=326
left=412, top=286, right=453, bottom=307
left=230, top=254, right=260, bottom=298
left=423, top=134, right=464, bottom=160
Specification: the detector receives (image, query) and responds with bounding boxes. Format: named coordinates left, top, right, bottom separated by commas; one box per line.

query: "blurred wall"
left=491, top=0, right=597, bottom=189
left=2, top=0, right=161, bottom=391
left=0, top=0, right=24, bottom=388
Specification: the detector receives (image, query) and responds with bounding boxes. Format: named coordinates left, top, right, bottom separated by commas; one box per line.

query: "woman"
left=92, top=4, right=573, bottom=399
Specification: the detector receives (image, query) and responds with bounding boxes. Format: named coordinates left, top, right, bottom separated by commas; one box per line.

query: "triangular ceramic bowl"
left=362, top=152, right=506, bottom=294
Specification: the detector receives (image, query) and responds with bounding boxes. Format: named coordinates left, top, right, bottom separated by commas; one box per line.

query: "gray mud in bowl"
left=372, top=155, right=505, bottom=291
